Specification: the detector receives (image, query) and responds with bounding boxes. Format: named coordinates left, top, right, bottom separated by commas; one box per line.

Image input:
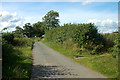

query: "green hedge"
left=13, top=38, right=34, bottom=47
left=45, top=23, right=105, bottom=53
left=2, top=32, right=34, bottom=78
left=2, top=32, right=14, bottom=45
left=2, top=33, right=34, bottom=47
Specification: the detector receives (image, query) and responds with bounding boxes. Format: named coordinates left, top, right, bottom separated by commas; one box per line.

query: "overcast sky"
left=0, top=1, right=119, bottom=33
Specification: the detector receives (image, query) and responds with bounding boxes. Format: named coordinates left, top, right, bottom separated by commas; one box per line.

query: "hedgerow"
left=2, top=32, right=14, bottom=45
left=108, top=34, right=120, bottom=58
left=45, top=23, right=105, bottom=54
left=2, top=32, right=34, bottom=78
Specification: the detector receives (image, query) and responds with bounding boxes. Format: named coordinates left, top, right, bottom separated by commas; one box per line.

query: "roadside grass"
left=3, top=46, right=32, bottom=79
left=2, top=33, right=34, bottom=79
left=41, top=39, right=118, bottom=78
left=73, top=54, right=118, bottom=78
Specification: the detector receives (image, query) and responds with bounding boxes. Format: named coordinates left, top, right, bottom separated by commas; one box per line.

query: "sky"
left=0, top=1, right=119, bottom=33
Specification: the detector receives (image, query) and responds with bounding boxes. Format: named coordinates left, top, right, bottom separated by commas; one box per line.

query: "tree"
left=15, top=26, right=23, bottom=34
left=42, top=10, right=60, bottom=30
left=32, top=22, right=44, bottom=37
left=23, top=23, right=33, bottom=37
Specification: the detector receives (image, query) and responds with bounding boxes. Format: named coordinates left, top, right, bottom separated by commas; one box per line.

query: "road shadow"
left=31, top=65, right=78, bottom=78
left=31, top=65, right=116, bottom=80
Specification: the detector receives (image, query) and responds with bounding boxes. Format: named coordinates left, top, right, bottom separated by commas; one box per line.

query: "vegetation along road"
left=31, top=41, right=107, bottom=78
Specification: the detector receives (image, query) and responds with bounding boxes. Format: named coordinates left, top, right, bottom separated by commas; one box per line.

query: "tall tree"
left=42, top=10, right=60, bottom=30
left=23, top=23, right=33, bottom=37
left=32, top=22, right=44, bottom=37
left=15, top=26, right=23, bottom=34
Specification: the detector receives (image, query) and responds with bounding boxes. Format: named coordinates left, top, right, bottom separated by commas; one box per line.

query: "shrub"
left=73, top=23, right=105, bottom=48
left=45, top=23, right=105, bottom=53
left=13, top=33, right=24, bottom=38
left=102, top=33, right=117, bottom=51
left=109, top=34, right=120, bottom=58
left=13, top=37, right=34, bottom=47
left=2, top=32, right=14, bottom=45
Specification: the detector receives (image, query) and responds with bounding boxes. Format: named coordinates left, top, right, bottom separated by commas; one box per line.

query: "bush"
left=2, top=32, right=14, bottom=45
left=45, top=23, right=105, bottom=53
left=13, top=33, right=24, bottom=38
left=109, top=34, right=120, bottom=58
left=2, top=32, right=34, bottom=47
left=102, top=33, right=117, bottom=51
left=73, top=23, right=105, bottom=48
left=2, top=38, right=14, bottom=65
left=2, top=32, right=34, bottom=78
left=45, top=23, right=75, bottom=43
left=13, top=37, right=34, bottom=47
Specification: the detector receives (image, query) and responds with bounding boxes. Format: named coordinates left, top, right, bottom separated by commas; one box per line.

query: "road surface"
left=31, top=41, right=108, bottom=79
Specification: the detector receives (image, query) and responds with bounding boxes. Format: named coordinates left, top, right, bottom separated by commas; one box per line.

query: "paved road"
left=31, top=41, right=107, bottom=79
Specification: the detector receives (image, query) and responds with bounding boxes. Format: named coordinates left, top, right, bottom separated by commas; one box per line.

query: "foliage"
left=42, top=10, right=60, bottom=30
left=112, top=34, right=120, bottom=52
left=23, top=23, right=33, bottom=37
left=0, top=27, right=8, bottom=32
left=13, top=33, right=24, bottom=38
left=108, top=34, right=120, bottom=58
left=13, top=22, right=45, bottom=38
left=13, top=37, right=34, bottom=47
left=102, top=33, right=117, bottom=50
left=2, top=46, right=32, bottom=78
left=32, top=21, right=44, bottom=37
left=45, top=23, right=105, bottom=53
left=72, top=23, right=105, bottom=49
left=2, top=32, right=34, bottom=78
left=103, top=33, right=117, bottom=42
left=2, top=32, right=34, bottom=47
left=2, top=32, right=14, bottom=45
left=14, top=26, right=23, bottom=34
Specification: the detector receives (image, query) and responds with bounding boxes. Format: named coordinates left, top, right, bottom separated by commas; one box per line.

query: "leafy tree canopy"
left=15, top=26, right=23, bottom=34
left=23, top=23, right=33, bottom=37
left=42, top=10, right=60, bottom=30
left=32, top=21, right=44, bottom=37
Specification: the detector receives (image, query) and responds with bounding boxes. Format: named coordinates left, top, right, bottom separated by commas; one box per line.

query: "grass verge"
left=41, top=39, right=118, bottom=78
left=3, top=46, right=32, bottom=79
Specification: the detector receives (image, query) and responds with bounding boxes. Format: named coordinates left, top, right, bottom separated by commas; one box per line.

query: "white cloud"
left=81, top=0, right=96, bottom=5
left=88, top=19, right=118, bottom=33
left=0, top=11, right=24, bottom=32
